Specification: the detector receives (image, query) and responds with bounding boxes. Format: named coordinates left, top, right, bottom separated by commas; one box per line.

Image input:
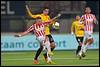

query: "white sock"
left=44, top=40, right=52, bottom=62
left=82, top=43, right=88, bottom=53
left=78, top=45, right=83, bottom=56
left=47, top=52, right=51, bottom=62
left=44, top=41, right=51, bottom=53
left=46, top=48, right=52, bottom=62
left=78, top=43, right=85, bottom=56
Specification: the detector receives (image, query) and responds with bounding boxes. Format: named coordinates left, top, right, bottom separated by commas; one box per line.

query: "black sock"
left=51, top=47, right=55, bottom=51
left=34, top=46, right=43, bottom=60
left=76, top=46, right=81, bottom=55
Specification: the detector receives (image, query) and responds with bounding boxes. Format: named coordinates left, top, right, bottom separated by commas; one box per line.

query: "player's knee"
left=50, top=42, right=56, bottom=48
left=88, top=38, right=94, bottom=45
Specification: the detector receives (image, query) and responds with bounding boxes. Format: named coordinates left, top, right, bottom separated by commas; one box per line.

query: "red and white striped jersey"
left=81, top=14, right=96, bottom=33
left=26, top=21, right=50, bottom=37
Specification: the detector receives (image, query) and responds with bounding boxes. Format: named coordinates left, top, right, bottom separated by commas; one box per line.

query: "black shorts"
left=76, top=37, right=84, bottom=44
left=46, top=35, right=54, bottom=43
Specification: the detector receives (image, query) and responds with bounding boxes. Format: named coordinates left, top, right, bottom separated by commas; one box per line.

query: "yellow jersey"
left=27, top=9, right=51, bottom=35
left=71, top=20, right=84, bottom=37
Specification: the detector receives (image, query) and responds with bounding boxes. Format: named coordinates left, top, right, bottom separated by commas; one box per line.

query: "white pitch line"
left=1, top=53, right=28, bottom=55
left=1, top=57, right=99, bottom=61
left=30, top=64, right=99, bottom=66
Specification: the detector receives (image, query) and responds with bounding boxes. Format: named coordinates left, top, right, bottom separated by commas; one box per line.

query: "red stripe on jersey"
left=90, top=24, right=91, bottom=31
left=88, top=22, right=90, bottom=31
left=33, top=23, right=46, bottom=37
left=40, top=31, right=44, bottom=36
left=88, top=15, right=90, bottom=19
left=35, top=31, right=39, bottom=37
left=39, top=24, right=41, bottom=29
left=35, top=24, right=38, bottom=29
left=81, top=14, right=96, bottom=33
left=38, top=31, right=42, bottom=36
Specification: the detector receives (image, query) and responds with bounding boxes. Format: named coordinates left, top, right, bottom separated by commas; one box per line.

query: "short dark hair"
left=43, top=7, right=49, bottom=10
left=85, top=6, right=91, bottom=9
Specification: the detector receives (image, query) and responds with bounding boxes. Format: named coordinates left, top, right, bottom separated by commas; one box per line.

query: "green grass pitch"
left=1, top=50, right=99, bottom=66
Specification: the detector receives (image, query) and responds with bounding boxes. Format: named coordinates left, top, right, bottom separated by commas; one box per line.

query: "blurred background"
left=1, top=1, right=99, bottom=34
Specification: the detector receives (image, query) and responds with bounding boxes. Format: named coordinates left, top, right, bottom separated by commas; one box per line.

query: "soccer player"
left=15, top=14, right=60, bottom=64
left=26, top=5, right=56, bottom=63
left=71, top=15, right=84, bottom=56
left=79, top=7, right=98, bottom=58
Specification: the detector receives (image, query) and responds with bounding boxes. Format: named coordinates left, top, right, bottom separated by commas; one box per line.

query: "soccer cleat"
left=78, top=54, right=82, bottom=60
left=82, top=52, right=86, bottom=57
left=47, top=60, right=56, bottom=64
left=78, top=55, right=82, bottom=60
left=79, top=55, right=82, bottom=60
left=33, top=60, right=39, bottom=64
left=48, top=52, right=54, bottom=56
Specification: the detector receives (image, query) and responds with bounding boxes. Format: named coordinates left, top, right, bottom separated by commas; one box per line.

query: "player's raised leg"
left=43, top=35, right=55, bottom=62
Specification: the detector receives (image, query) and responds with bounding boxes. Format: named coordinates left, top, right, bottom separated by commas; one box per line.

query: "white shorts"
left=36, top=36, right=47, bottom=46
left=84, top=31, right=93, bottom=39
left=37, top=36, right=45, bottom=42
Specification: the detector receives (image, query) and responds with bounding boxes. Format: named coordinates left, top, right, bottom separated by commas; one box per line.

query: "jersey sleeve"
left=27, top=8, right=41, bottom=18
left=31, top=14, right=41, bottom=18
left=43, top=21, right=51, bottom=26
left=48, top=16, right=51, bottom=19
left=71, top=22, right=75, bottom=33
left=26, top=25, right=34, bottom=32
left=19, top=25, right=34, bottom=36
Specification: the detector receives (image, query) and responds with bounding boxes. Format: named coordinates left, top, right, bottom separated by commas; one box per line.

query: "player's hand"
left=57, top=14, right=61, bottom=17
left=25, top=5, right=29, bottom=10
left=14, top=34, right=22, bottom=37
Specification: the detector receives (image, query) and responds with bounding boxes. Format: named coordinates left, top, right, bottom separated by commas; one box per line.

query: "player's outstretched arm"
left=14, top=31, right=29, bottom=37
left=43, top=14, right=61, bottom=26
left=26, top=5, right=41, bottom=18
left=48, top=14, right=61, bottom=24
left=14, top=25, right=34, bottom=37
left=51, top=14, right=61, bottom=24
left=52, top=14, right=61, bottom=20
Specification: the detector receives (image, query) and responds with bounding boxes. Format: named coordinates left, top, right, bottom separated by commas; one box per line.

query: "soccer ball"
left=52, top=22, right=60, bottom=29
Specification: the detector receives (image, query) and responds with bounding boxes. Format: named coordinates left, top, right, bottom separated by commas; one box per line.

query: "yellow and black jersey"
left=71, top=20, right=84, bottom=37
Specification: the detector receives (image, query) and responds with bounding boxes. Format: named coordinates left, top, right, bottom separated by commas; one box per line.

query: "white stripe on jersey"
left=33, top=23, right=45, bottom=37
left=26, top=21, right=50, bottom=37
